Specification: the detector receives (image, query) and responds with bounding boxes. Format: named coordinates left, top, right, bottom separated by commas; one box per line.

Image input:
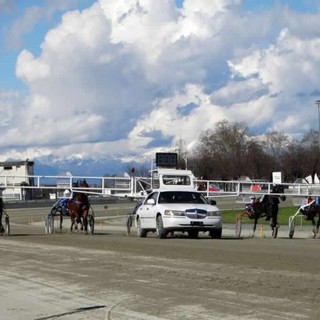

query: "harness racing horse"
left=300, top=199, right=320, bottom=238
left=236, top=185, right=286, bottom=238
left=67, top=180, right=90, bottom=233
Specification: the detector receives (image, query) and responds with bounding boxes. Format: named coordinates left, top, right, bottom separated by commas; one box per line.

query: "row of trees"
left=174, top=120, right=319, bottom=183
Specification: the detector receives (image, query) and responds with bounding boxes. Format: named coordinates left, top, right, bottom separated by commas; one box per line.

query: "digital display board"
left=155, top=152, right=177, bottom=167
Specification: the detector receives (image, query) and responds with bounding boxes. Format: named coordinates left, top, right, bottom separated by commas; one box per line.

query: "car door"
left=138, top=192, right=159, bottom=229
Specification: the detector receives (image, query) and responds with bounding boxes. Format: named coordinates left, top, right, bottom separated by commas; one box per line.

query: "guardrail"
left=1, top=174, right=320, bottom=201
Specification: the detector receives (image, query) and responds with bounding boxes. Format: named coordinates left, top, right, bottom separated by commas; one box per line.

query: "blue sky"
left=1, top=0, right=320, bottom=174
left=244, top=0, right=319, bottom=13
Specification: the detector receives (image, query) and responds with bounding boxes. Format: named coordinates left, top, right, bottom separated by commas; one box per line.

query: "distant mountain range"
left=3, top=153, right=156, bottom=177
left=33, top=156, right=138, bottom=177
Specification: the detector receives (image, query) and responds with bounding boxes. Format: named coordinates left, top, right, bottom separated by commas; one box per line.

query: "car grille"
left=185, top=208, right=207, bottom=219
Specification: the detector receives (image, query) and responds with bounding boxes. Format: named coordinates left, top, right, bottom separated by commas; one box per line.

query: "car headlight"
left=164, top=210, right=185, bottom=216
left=207, top=211, right=221, bottom=216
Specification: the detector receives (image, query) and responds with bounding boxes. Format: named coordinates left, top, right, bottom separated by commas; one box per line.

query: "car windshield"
left=158, top=191, right=208, bottom=204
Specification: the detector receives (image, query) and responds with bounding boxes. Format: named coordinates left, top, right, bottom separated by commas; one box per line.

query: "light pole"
left=316, top=100, right=320, bottom=152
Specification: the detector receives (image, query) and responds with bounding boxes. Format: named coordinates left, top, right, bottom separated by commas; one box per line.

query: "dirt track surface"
left=1, top=203, right=320, bottom=320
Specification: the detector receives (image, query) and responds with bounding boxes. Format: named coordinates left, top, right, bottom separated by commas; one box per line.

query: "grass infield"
left=222, top=206, right=302, bottom=225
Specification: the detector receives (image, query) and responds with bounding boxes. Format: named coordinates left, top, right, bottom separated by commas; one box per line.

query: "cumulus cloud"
left=228, top=26, right=320, bottom=133
left=1, top=0, right=320, bottom=167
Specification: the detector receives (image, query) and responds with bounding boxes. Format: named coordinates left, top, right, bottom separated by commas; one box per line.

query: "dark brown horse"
left=236, top=185, right=286, bottom=238
left=67, top=180, right=90, bottom=233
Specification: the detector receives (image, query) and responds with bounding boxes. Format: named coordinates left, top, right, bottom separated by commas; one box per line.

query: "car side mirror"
left=146, top=198, right=156, bottom=205
left=210, top=200, right=216, bottom=205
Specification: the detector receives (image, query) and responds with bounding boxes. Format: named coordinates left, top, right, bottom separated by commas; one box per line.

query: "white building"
left=0, top=160, right=35, bottom=200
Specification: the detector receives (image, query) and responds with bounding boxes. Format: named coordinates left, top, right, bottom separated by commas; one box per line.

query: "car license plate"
left=190, top=221, right=203, bottom=226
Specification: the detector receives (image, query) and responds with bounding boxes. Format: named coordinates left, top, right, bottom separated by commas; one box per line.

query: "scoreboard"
left=155, top=153, right=177, bottom=167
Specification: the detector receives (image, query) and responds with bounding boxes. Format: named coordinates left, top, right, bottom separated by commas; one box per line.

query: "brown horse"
left=67, top=180, right=90, bottom=233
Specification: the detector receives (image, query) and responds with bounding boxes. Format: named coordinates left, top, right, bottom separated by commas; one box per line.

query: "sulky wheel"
left=126, top=214, right=132, bottom=236
left=235, top=214, right=242, bottom=238
left=45, top=216, right=50, bottom=234
left=45, top=215, right=54, bottom=235
left=88, top=214, right=95, bottom=234
left=288, top=217, right=295, bottom=239
left=4, top=214, right=10, bottom=236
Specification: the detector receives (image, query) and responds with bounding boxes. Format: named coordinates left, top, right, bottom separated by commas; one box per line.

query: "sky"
left=1, top=0, right=320, bottom=173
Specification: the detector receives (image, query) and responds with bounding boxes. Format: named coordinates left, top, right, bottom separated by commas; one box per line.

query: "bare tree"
left=175, top=138, right=188, bottom=169
left=194, top=120, right=250, bottom=179
left=123, top=122, right=320, bottom=184
left=281, top=141, right=305, bottom=182
left=246, top=138, right=271, bottom=179
left=300, top=129, right=319, bottom=183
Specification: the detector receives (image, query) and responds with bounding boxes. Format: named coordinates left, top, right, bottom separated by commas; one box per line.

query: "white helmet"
left=63, top=189, right=71, bottom=197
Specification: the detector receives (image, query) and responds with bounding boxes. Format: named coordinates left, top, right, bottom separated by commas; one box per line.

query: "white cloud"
left=1, top=0, right=320, bottom=169
left=228, top=26, right=320, bottom=134
left=128, top=84, right=228, bottom=152
left=16, top=50, right=50, bottom=82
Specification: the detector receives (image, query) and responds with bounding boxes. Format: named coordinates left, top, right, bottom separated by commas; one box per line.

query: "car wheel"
left=188, top=230, right=199, bottom=239
left=210, top=228, right=222, bottom=239
left=156, top=215, right=167, bottom=239
left=137, top=217, right=147, bottom=238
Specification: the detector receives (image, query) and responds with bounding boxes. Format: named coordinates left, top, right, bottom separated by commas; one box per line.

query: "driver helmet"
left=250, top=195, right=256, bottom=202
left=63, top=189, right=71, bottom=197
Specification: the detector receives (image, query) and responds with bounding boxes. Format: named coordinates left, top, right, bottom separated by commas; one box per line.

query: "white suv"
left=135, top=190, right=222, bottom=239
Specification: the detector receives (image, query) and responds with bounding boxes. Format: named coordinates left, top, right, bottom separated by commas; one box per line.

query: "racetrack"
left=1, top=202, right=320, bottom=320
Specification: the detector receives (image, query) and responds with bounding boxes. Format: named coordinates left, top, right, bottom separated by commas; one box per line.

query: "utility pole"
left=316, top=100, right=320, bottom=152
left=315, top=100, right=320, bottom=183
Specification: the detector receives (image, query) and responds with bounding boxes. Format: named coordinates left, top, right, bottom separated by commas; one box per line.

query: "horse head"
left=79, top=179, right=89, bottom=188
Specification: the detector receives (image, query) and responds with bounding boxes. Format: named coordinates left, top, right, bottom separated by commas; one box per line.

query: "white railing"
left=1, top=174, right=320, bottom=200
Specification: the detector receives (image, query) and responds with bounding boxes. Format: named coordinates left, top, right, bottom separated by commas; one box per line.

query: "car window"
left=158, top=191, right=207, bottom=204
left=162, top=175, right=191, bottom=186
